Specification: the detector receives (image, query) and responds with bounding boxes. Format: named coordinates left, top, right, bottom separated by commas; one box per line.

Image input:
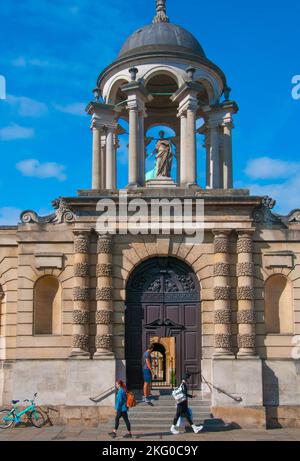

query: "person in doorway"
left=109, top=380, right=132, bottom=439
left=170, top=373, right=203, bottom=435
left=142, top=344, right=154, bottom=404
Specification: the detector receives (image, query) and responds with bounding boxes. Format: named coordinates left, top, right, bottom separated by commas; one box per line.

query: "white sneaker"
left=192, top=424, right=203, bottom=434
left=170, top=425, right=180, bottom=435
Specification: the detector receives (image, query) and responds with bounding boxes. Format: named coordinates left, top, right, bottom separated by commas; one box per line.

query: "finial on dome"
left=153, top=0, right=169, bottom=24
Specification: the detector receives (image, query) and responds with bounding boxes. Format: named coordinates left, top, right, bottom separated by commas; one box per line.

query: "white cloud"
left=16, top=159, right=67, bottom=181
left=7, top=95, right=48, bottom=118
left=0, top=124, right=34, bottom=141
left=244, top=157, right=300, bottom=180
left=0, top=207, right=22, bottom=226
left=54, top=102, right=86, bottom=116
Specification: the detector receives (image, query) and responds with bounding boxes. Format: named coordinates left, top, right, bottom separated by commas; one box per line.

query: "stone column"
left=222, top=122, right=233, bottom=189
left=208, top=123, right=221, bottom=189
left=213, top=231, right=233, bottom=356
left=100, top=135, right=106, bottom=189
left=185, top=102, right=198, bottom=187
left=138, top=111, right=145, bottom=186
left=179, top=112, right=187, bottom=187
left=128, top=105, right=139, bottom=187
left=71, top=231, right=90, bottom=357
left=112, top=134, right=119, bottom=190
left=106, top=127, right=115, bottom=190
left=91, top=121, right=103, bottom=190
left=237, top=231, right=256, bottom=357
left=94, top=234, right=114, bottom=357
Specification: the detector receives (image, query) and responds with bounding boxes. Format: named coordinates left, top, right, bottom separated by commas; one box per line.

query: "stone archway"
left=125, top=257, right=201, bottom=390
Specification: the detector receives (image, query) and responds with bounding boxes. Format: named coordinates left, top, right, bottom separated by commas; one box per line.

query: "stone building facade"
left=0, top=1, right=300, bottom=428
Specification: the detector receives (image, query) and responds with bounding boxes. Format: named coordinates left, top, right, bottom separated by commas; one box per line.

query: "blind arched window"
left=265, top=275, right=293, bottom=334
left=34, top=276, right=61, bottom=335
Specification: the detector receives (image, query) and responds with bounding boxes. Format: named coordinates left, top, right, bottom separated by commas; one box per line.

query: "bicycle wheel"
left=29, top=409, right=46, bottom=428
left=0, top=410, right=15, bottom=429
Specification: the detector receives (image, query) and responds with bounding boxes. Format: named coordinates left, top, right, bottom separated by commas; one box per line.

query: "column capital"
left=213, top=229, right=232, bottom=238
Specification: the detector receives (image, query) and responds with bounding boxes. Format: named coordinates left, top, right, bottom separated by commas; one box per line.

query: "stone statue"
left=150, top=131, right=173, bottom=178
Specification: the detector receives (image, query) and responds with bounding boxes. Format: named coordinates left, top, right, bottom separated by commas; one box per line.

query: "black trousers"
left=173, top=401, right=193, bottom=426
left=115, top=411, right=131, bottom=432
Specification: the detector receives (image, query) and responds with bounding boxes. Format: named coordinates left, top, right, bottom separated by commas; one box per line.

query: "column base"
left=69, top=350, right=90, bottom=359
left=213, top=350, right=235, bottom=359
left=93, top=351, right=115, bottom=360
left=237, top=350, right=258, bottom=359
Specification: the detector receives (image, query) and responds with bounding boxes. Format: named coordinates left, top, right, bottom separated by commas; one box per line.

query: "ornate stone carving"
left=96, top=287, right=113, bottom=301
left=73, top=287, right=90, bottom=301
left=237, top=286, right=254, bottom=300
left=96, top=264, right=113, bottom=277
left=214, top=310, right=231, bottom=324
left=237, top=262, right=254, bottom=277
left=21, top=197, right=76, bottom=225
left=215, top=334, right=231, bottom=349
left=0, top=287, right=4, bottom=300
left=214, top=237, right=229, bottom=254
left=72, top=334, right=89, bottom=351
left=237, top=310, right=256, bottom=324
left=97, top=236, right=112, bottom=254
left=237, top=236, right=253, bottom=254
left=288, top=210, right=300, bottom=223
left=74, top=236, right=89, bottom=254
left=96, top=310, right=113, bottom=325
left=238, top=334, right=256, bottom=349
left=74, top=263, right=89, bottom=277
left=253, top=196, right=282, bottom=226
left=153, top=0, right=169, bottom=24
left=72, top=310, right=89, bottom=325
left=214, top=286, right=231, bottom=300
left=96, top=334, right=113, bottom=351
left=214, top=263, right=230, bottom=277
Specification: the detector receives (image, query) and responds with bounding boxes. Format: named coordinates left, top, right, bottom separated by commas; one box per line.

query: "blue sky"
left=0, top=0, right=299, bottom=224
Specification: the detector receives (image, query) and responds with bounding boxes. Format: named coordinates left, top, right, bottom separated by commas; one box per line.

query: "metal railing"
left=188, top=370, right=243, bottom=403
left=89, top=386, right=116, bottom=404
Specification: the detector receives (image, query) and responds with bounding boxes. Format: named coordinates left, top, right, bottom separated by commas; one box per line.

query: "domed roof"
left=118, top=22, right=206, bottom=59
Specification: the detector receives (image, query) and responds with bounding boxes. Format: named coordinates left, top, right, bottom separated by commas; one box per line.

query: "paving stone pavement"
left=0, top=425, right=300, bottom=441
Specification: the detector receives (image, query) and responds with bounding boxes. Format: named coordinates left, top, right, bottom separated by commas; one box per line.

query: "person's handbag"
left=176, top=408, right=193, bottom=427
left=172, top=384, right=186, bottom=404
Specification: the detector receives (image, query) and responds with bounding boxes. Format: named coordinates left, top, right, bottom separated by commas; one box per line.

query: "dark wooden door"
left=125, top=258, right=201, bottom=389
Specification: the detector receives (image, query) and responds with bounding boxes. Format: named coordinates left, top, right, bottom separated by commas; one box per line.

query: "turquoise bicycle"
left=0, top=393, right=46, bottom=429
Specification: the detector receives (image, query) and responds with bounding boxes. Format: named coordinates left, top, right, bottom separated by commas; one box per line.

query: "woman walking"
left=171, top=373, right=203, bottom=435
left=109, top=380, right=132, bottom=439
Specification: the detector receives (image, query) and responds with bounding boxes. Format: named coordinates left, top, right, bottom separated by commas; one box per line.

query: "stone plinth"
left=211, top=357, right=265, bottom=428
left=146, top=176, right=177, bottom=188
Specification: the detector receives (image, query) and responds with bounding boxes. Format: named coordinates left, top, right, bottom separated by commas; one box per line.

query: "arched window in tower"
left=34, top=276, right=61, bottom=335
left=265, top=275, right=293, bottom=334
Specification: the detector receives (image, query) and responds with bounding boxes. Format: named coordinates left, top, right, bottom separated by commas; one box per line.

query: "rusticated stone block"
left=72, top=310, right=89, bottom=325
left=215, top=334, right=231, bottom=350
left=214, top=310, right=231, bottom=324
left=214, top=263, right=230, bottom=277
left=72, top=334, right=89, bottom=351
left=74, top=236, right=89, bottom=254
left=96, top=310, right=113, bottom=325
left=238, top=334, right=256, bottom=349
left=96, top=287, right=113, bottom=301
left=237, top=310, right=256, bottom=324
left=237, top=262, right=254, bottom=277
left=214, top=238, right=229, bottom=254
left=73, top=287, right=90, bottom=301
left=214, top=286, right=231, bottom=300
left=96, top=264, right=113, bottom=277
left=238, top=286, right=254, bottom=300
left=96, top=334, right=113, bottom=351
left=97, top=237, right=112, bottom=254
left=237, top=237, right=253, bottom=254
left=74, top=263, right=89, bottom=277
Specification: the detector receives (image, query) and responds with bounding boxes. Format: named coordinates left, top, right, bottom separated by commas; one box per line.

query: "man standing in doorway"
left=142, top=344, right=154, bottom=404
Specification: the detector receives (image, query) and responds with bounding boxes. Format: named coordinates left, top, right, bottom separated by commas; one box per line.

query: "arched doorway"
left=125, top=257, right=201, bottom=389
